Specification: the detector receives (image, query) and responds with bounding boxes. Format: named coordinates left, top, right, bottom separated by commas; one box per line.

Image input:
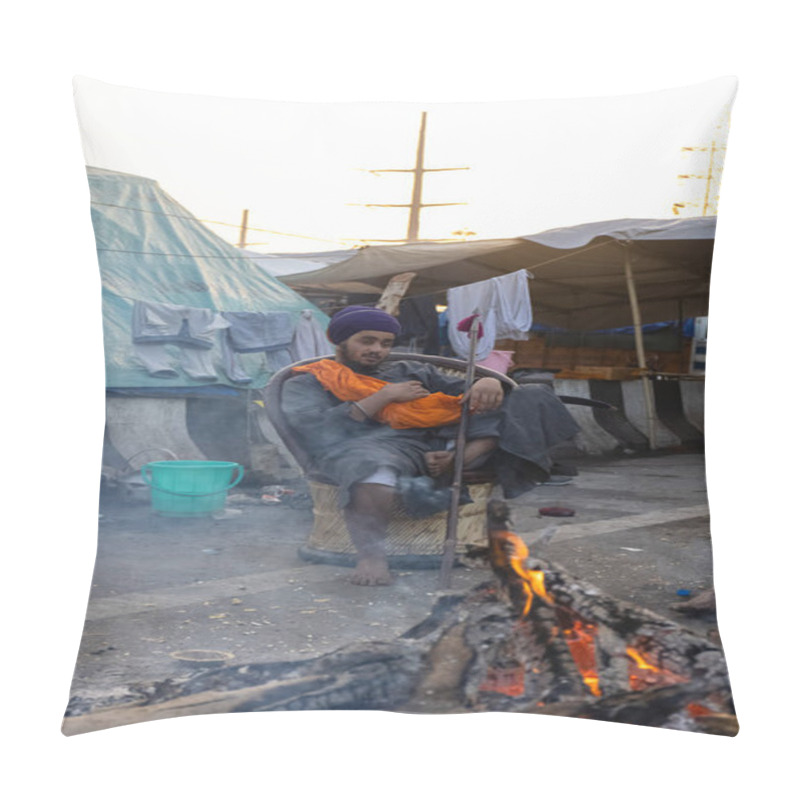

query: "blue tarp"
left=530, top=319, right=699, bottom=337
left=439, top=312, right=702, bottom=347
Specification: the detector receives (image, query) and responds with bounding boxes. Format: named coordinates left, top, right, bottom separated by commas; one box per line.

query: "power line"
left=90, top=201, right=347, bottom=246
left=96, top=247, right=274, bottom=260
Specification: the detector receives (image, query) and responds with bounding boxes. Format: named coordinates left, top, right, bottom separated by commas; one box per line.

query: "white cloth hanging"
left=446, top=269, right=532, bottom=361
left=289, top=309, right=334, bottom=361
left=494, top=269, right=533, bottom=340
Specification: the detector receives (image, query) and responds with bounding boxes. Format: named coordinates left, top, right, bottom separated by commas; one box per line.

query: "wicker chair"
left=263, top=353, right=517, bottom=568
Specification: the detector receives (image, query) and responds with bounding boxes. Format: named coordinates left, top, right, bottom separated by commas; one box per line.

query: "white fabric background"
left=4, top=2, right=794, bottom=798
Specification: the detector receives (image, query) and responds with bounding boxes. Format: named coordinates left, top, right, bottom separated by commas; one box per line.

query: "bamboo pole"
left=622, top=244, right=657, bottom=449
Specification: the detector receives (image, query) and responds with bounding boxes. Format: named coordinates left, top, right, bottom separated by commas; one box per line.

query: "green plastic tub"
left=141, top=460, right=244, bottom=518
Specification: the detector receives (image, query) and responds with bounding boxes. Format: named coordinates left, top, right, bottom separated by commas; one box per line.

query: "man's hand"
left=462, top=377, right=504, bottom=413
left=351, top=380, right=431, bottom=422
left=378, top=380, right=431, bottom=403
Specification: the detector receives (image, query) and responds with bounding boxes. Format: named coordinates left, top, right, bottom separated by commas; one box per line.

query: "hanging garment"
left=493, top=269, right=533, bottom=340
left=178, top=347, right=219, bottom=381
left=446, top=270, right=532, bottom=361
left=220, top=334, right=253, bottom=384
left=132, top=301, right=229, bottom=349
left=446, top=278, right=497, bottom=361
left=221, top=311, right=295, bottom=353
left=131, top=301, right=229, bottom=379
left=131, top=342, right=179, bottom=379
left=289, top=309, right=334, bottom=361
left=220, top=310, right=297, bottom=382
left=132, top=338, right=221, bottom=381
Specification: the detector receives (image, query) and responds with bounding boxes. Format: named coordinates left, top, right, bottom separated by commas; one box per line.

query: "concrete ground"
left=66, top=452, right=718, bottom=709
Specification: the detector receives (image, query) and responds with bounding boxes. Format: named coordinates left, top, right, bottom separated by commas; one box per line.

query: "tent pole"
left=622, top=244, right=657, bottom=449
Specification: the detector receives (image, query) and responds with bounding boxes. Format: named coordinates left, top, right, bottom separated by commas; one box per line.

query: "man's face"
left=337, top=330, right=395, bottom=369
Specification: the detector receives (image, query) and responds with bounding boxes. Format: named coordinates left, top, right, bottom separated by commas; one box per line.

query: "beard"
left=338, top=343, right=385, bottom=373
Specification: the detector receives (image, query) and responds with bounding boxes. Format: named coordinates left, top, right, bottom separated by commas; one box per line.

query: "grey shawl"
left=280, top=359, right=579, bottom=511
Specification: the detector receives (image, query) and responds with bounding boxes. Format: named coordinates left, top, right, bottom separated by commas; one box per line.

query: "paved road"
left=67, top=452, right=718, bottom=707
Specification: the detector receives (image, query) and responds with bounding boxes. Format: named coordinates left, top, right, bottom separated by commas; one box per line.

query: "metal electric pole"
left=351, top=111, right=470, bottom=244
left=672, top=109, right=730, bottom=217
left=673, top=141, right=725, bottom=217
left=672, top=122, right=731, bottom=218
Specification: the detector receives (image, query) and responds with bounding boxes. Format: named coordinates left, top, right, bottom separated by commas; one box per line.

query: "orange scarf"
left=292, top=359, right=463, bottom=429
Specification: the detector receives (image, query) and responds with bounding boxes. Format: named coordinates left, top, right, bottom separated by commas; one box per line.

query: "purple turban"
left=326, top=305, right=401, bottom=344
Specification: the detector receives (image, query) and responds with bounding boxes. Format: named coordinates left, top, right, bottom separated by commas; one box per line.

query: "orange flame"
left=485, top=528, right=696, bottom=702
left=626, top=646, right=688, bottom=691
left=529, top=569, right=553, bottom=605
left=488, top=530, right=554, bottom=618
left=561, top=617, right=602, bottom=697
left=489, top=528, right=602, bottom=697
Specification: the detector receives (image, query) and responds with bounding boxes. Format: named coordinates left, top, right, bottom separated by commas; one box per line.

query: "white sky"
left=74, top=76, right=736, bottom=253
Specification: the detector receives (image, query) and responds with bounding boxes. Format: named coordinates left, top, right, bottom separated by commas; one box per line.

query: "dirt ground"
left=66, top=452, right=719, bottom=711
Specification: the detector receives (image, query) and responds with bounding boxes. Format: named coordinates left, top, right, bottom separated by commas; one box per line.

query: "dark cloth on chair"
left=396, top=296, right=441, bottom=354
left=280, top=359, right=580, bottom=512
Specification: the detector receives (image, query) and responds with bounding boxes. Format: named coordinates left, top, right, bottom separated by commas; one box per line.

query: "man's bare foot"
left=351, top=555, right=394, bottom=586
left=424, top=450, right=454, bottom=477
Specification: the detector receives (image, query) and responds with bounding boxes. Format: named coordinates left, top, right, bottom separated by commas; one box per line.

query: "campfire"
left=450, top=501, right=735, bottom=732
left=474, top=501, right=718, bottom=708
left=64, top=502, right=736, bottom=736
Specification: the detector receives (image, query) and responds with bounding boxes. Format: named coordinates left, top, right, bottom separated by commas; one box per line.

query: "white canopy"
left=282, top=217, right=716, bottom=331
left=238, top=248, right=354, bottom=277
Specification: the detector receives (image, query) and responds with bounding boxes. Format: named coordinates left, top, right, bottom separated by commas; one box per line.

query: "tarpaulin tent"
left=88, top=167, right=329, bottom=390
left=86, top=167, right=329, bottom=474
left=281, top=217, right=715, bottom=332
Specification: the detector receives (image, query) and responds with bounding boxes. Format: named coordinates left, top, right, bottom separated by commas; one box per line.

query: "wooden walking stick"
left=439, top=312, right=482, bottom=590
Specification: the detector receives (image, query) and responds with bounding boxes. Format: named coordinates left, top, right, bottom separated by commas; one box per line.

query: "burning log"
left=64, top=506, right=735, bottom=736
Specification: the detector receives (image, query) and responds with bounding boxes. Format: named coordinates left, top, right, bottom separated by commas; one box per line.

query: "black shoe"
left=398, top=476, right=472, bottom=518
left=550, top=462, right=578, bottom=477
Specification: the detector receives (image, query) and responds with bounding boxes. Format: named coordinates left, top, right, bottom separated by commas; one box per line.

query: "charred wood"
left=63, top=560, right=735, bottom=736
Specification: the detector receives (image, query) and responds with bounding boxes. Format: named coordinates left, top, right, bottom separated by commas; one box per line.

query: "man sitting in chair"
left=281, top=305, right=580, bottom=586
